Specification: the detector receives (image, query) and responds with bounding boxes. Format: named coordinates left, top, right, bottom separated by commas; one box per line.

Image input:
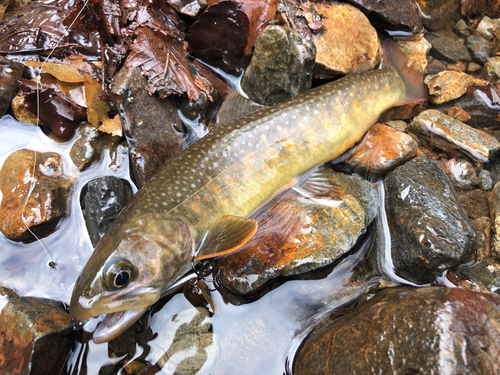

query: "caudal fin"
left=383, top=38, right=428, bottom=104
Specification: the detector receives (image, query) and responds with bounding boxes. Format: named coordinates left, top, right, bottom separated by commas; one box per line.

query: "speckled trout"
left=70, top=39, right=427, bottom=343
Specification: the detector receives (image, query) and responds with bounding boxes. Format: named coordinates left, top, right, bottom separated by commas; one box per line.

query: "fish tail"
left=383, top=38, right=428, bottom=104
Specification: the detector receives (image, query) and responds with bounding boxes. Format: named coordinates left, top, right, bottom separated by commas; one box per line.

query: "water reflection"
left=0, top=115, right=136, bottom=302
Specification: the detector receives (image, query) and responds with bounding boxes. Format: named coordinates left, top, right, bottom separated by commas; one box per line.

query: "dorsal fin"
left=216, top=91, right=265, bottom=125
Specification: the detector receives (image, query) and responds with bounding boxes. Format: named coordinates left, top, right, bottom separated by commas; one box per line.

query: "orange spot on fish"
left=369, top=97, right=373, bottom=100
left=235, top=176, right=240, bottom=180
left=363, top=96, right=367, bottom=100
left=249, top=154, right=255, bottom=160
left=274, top=137, right=279, bottom=142
left=217, top=176, right=221, bottom=181
left=333, top=114, right=338, bottom=118
left=192, top=205, right=199, bottom=211
left=241, top=188, right=245, bottom=193
left=355, top=103, right=360, bottom=109
left=226, top=199, right=231, bottom=205
left=293, top=129, right=298, bottom=134
left=196, top=195, right=201, bottom=199
left=233, top=163, right=238, bottom=170
left=224, top=187, right=229, bottom=192
left=226, top=177, right=233, bottom=185
left=206, top=195, right=211, bottom=201
left=243, top=164, right=249, bottom=171
left=245, top=178, right=250, bottom=184
left=286, top=144, right=293, bottom=150
left=263, top=164, right=269, bottom=170
left=174, top=208, right=179, bottom=212
left=214, top=186, right=220, bottom=192
left=282, top=155, right=287, bottom=160
left=271, top=150, right=277, bottom=156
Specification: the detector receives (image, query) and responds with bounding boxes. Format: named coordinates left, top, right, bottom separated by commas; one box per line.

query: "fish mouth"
left=88, top=308, right=149, bottom=344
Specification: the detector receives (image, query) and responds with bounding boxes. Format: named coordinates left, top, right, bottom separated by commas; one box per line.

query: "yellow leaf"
left=24, top=61, right=84, bottom=83
left=83, top=73, right=122, bottom=137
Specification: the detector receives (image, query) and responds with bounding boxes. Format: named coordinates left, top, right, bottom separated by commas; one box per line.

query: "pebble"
left=111, top=66, right=205, bottom=188
left=479, top=169, right=493, bottom=190
left=426, top=31, right=472, bottom=63
left=384, top=157, right=477, bottom=284
left=303, top=2, right=380, bottom=76
left=0, top=286, right=71, bottom=375
left=11, top=95, right=38, bottom=124
left=81, top=176, right=133, bottom=247
left=454, top=18, right=471, bottom=37
left=395, top=37, right=431, bottom=73
left=482, top=56, right=500, bottom=82
left=0, top=56, right=23, bottom=117
left=217, top=168, right=379, bottom=294
left=451, top=89, right=500, bottom=128
left=241, top=25, right=315, bottom=106
left=416, top=0, right=462, bottom=31
left=467, top=34, right=492, bottom=64
left=409, top=109, right=500, bottom=163
left=294, top=286, right=500, bottom=374
left=448, top=106, right=472, bottom=121
left=424, top=71, right=478, bottom=104
left=489, top=181, right=500, bottom=260
left=426, top=58, right=447, bottom=75
left=335, top=123, right=418, bottom=175
left=467, top=62, right=483, bottom=72
left=167, top=0, right=201, bottom=17
left=0, top=149, right=73, bottom=242
left=477, top=16, right=500, bottom=40
left=457, top=189, right=490, bottom=220
left=444, top=158, right=479, bottom=188
left=384, top=120, right=407, bottom=132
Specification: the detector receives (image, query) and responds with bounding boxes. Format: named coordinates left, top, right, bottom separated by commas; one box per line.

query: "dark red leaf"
left=186, top=1, right=249, bottom=73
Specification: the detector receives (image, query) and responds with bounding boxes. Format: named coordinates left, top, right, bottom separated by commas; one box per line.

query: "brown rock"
left=425, top=71, right=479, bottom=104
left=0, top=149, right=73, bottom=242
left=461, top=0, right=500, bottom=18
left=457, top=189, right=490, bottom=219
left=468, top=62, right=483, bottom=72
left=11, top=95, right=38, bottom=125
left=443, top=158, right=479, bottom=188
left=448, top=106, right=472, bottom=121
left=302, top=2, right=380, bottom=76
left=0, top=56, right=24, bottom=116
left=446, top=61, right=466, bottom=72
left=409, top=109, right=500, bottom=163
left=416, top=0, right=461, bottom=30
left=294, top=287, right=500, bottom=375
left=482, top=56, right=500, bottom=82
left=0, top=286, right=71, bottom=375
left=395, top=37, right=432, bottom=73
left=338, top=124, right=418, bottom=174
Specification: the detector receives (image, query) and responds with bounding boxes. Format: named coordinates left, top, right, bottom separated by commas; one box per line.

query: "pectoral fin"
left=194, top=215, right=258, bottom=260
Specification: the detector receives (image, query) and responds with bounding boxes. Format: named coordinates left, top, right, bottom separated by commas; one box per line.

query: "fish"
left=70, top=39, right=427, bottom=343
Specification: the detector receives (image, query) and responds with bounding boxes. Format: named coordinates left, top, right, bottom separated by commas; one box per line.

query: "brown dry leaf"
left=24, top=61, right=84, bottom=83
left=58, top=81, right=87, bottom=108
left=83, top=73, right=122, bottom=137
left=126, top=26, right=200, bottom=100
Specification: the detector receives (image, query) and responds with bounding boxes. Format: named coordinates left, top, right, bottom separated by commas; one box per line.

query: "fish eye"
left=103, top=258, right=135, bottom=290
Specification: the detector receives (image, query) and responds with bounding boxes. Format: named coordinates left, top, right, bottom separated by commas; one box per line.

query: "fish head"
left=70, top=212, right=195, bottom=343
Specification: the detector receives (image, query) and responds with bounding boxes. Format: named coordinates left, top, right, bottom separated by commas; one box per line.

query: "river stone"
left=0, top=149, right=73, bottom=242
left=384, top=157, right=477, bottom=284
left=70, top=122, right=121, bottom=171
left=426, top=31, right=472, bottom=63
left=489, top=181, right=500, bottom=260
left=468, top=34, right=492, bottom=64
left=482, top=56, right=500, bottom=82
left=415, top=0, right=460, bottom=30
left=443, top=158, right=479, bottom=189
left=479, top=169, right=493, bottom=190
left=80, top=176, right=133, bottom=247
left=408, top=109, right=500, bottom=163
left=424, top=71, right=478, bottom=104
left=457, top=189, right=490, bottom=220
left=217, top=168, right=378, bottom=294
left=294, top=286, right=500, bottom=374
left=449, top=89, right=500, bottom=128
left=395, top=37, right=431, bottom=73
left=0, top=286, right=71, bottom=375
left=454, top=19, right=471, bottom=37
left=241, top=25, right=315, bottom=106
left=111, top=66, right=205, bottom=188
left=303, top=2, right=380, bottom=76
left=336, top=123, right=418, bottom=175
left=343, top=0, right=422, bottom=33
left=0, top=56, right=23, bottom=116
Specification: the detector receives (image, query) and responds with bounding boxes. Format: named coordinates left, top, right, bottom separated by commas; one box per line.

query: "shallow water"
left=0, top=115, right=136, bottom=302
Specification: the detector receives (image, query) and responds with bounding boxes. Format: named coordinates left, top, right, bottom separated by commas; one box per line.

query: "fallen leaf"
left=24, top=61, right=84, bottom=83
left=84, top=73, right=123, bottom=137
left=58, top=80, right=87, bottom=107
left=186, top=1, right=249, bottom=73
left=126, top=26, right=200, bottom=100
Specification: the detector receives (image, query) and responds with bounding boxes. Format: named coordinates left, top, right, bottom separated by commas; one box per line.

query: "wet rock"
left=489, top=181, right=500, bottom=260
left=81, top=176, right=133, bottom=247
left=468, top=34, right=492, bottom=64
left=446, top=60, right=467, bottom=72
left=167, top=0, right=201, bottom=17
left=70, top=122, right=121, bottom=171
left=145, top=307, right=215, bottom=374
left=0, top=149, right=73, bottom=242
left=424, top=71, right=478, bottom=104
left=447, top=106, right=472, bottom=121
left=384, top=120, right=407, bottom=132
left=0, top=56, right=23, bottom=116
left=0, top=286, right=71, bottom=375
left=111, top=66, right=205, bottom=188
left=461, top=0, right=500, bottom=18
left=479, top=169, right=493, bottom=190
left=472, top=216, right=491, bottom=259
left=294, top=286, right=500, bottom=375
left=343, top=0, right=422, bottom=33
left=416, top=0, right=461, bottom=30
left=493, top=29, right=500, bottom=55
left=444, top=158, right=479, bottom=188
left=454, top=19, right=471, bottom=37
left=426, top=31, right=472, bottom=63
left=426, top=58, right=447, bottom=75
left=468, top=62, right=483, bottom=72
left=395, top=37, right=431, bottom=73
left=450, top=89, right=500, bottom=128
left=335, top=124, right=418, bottom=175
left=482, top=56, right=500, bottom=82
left=11, top=95, right=38, bottom=124
left=448, top=263, right=496, bottom=292
left=303, top=2, right=380, bottom=76
left=477, top=16, right=500, bottom=40
left=409, top=109, right=500, bottom=163
left=218, top=168, right=378, bottom=294
left=457, top=189, right=490, bottom=219
left=241, top=25, right=315, bottom=106
left=384, top=157, right=477, bottom=284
